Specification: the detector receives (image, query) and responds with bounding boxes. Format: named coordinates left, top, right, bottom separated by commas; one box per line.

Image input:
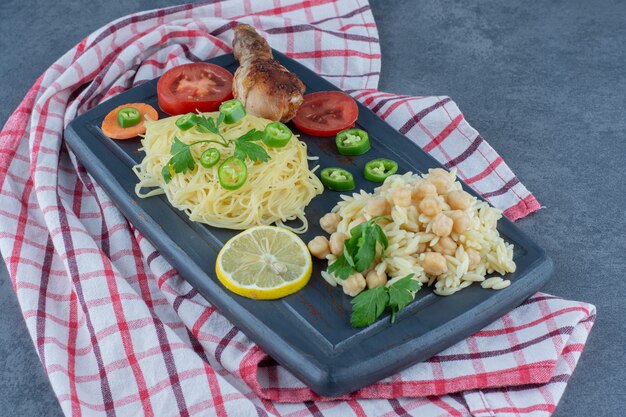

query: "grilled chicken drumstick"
left=232, top=24, right=305, bottom=122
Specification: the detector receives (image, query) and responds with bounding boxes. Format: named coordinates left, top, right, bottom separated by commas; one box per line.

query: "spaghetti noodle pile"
left=133, top=112, right=323, bottom=232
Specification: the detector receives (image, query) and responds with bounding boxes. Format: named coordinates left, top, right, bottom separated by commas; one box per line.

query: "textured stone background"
left=1, top=0, right=624, bottom=415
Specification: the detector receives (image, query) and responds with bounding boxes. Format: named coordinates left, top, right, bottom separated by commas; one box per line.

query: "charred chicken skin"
left=232, top=24, right=305, bottom=122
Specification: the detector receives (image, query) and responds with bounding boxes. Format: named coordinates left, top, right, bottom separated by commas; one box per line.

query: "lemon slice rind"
left=215, top=226, right=312, bottom=300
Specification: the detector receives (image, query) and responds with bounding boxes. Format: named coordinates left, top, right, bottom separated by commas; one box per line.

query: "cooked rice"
left=323, top=168, right=516, bottom=296
left=481, top=276, right=511, bottom=290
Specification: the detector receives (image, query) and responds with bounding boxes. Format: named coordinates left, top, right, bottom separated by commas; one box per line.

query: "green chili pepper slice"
left=364, top=158, right=398, bottom=182
left=219, top=99, right=247, bottom=124
left=320, top=167, right=355, bottom=191
left=117, top=107, right=141, bottom=128
left=262, top=122, right=292, bottom=148
left=218, top=157, right=248, bottom=190
left=175, top=113, right=198, bottom=131
left=335, top=128, right=371, bottom=156
left=200, top=148, right=221, bottom=168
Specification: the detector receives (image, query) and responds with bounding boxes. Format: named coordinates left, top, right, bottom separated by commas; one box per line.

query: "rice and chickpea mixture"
left=307, top=168, right=516, bottom=297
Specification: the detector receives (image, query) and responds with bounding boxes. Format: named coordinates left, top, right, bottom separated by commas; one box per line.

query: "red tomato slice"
left=157, top=63, right=233, bottom=115
left=291, top=91, right=359, bottom=137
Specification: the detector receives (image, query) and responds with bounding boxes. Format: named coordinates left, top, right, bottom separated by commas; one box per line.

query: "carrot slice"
left=101, top=103, right=158, bottom=140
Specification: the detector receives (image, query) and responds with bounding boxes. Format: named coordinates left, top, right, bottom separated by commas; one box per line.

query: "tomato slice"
left=157, top=63, right=234, bottom=115
left=291, top=91, right=359, bottom=137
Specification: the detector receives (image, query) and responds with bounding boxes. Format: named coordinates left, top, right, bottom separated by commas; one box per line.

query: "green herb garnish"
left=350, top=274, right=421, bottom=327
left=350, top=286, right=389, bottom=328
left=387, top=274, right=421, bottom=323
left=161, top=107, right=269, bottom=184
left=195, top=112, right=225, bottom=139
left=233, top=129, right=270, bottom=163
left=328, top=216, right=389, bottom=280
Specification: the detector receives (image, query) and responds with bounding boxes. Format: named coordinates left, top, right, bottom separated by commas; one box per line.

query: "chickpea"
left=319, top=212, right=341, bottom=234
left=419, top=195, right=441, bottom=217
left=423, top=252, right=448, bottom=276
left=429, top=176, right=451, bottom=195
left=431, top=213, right=453, bottom=237
left=374, top=249, right=383, bottom=264
left=432, top=236, right=457, bottom=256
left=467, top=248, right=481, bottom=270
left=366, top=197, right=390, bottom=217
left=450, top=211, right=470, bottom=234
left=447, top=190, right=472, bottom=210
left=366, top=270, right=388, bottom=289
left=307, top=236, right=330, bottom=259
left=392, top=188, right=412, bottom=207
left=329, top=232, right=349, bottom=256
left=362, top=264, right=375, bottom=277
left=413, top=181, right=437, bottom=201
left=342, top=272, right=366, bottom=297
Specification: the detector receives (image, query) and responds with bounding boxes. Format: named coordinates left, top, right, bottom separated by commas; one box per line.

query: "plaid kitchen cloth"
left=0, top=1, right=595, bottom=416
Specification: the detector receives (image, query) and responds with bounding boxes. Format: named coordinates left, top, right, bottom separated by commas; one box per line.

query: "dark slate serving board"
left=65, top=51, right=553, bottom=396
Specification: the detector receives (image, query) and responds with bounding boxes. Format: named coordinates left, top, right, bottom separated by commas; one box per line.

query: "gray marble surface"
left=1, top=0, right=623, bottom=415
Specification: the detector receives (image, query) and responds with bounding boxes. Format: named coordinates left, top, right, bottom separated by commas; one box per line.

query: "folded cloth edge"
left=239, top=293, right=596, bottom=402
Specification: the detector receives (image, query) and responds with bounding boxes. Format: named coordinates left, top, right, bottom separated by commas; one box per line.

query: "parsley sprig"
left=161, top=113, right=270, bottom=184
left=328, top=216, right=390, bottom=280
left=325, top=217, right=422, bottom=327
left=350, top=274, right=422, bottom=327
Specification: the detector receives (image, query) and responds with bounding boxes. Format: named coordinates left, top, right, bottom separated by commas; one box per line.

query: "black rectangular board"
left=64, top=51, right=553, bottom=397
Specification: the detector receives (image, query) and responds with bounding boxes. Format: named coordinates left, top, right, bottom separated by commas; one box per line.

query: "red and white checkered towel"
left=0, top=1, right=594, bottom=416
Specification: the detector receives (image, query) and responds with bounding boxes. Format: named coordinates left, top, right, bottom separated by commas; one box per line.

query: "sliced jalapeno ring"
left=117, top=107, right=141, bottom=128
left=364, top=158, right=398, bottom=182
left=218, top=156, right=248, bottom=190
left=320, top=167, right=355, bottom=191
left=219, top=99, right=247, bottom=124
left=335, top=128, right=371, bottom=156
left=200, top=148, right=221, bottom=168
left=263, top=121, right=292, bottom=147
left=175, top=113, right=198, bottom=131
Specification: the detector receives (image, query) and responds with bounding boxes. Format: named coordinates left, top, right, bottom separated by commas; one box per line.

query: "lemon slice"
left=215, top=226, right=312, bottom=300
